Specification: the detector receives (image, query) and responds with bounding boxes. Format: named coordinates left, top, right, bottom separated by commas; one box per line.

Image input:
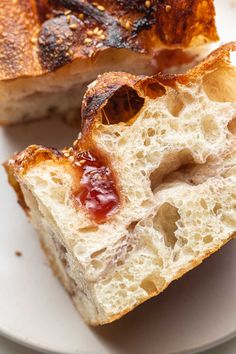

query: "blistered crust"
left=81, top=42, right=236, bottom=135
left=0, top=0, right=218, bottom=80
left=5, top=42, right=236, bottom=176
left=5, top=42, right=236, bottom=219
left=4, top=42, right=236, bottom=326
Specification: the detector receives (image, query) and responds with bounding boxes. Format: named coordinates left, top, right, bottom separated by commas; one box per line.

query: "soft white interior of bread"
left=0, top=47, right=207, bottom=125
left=17, top=59, right=236, bottom=325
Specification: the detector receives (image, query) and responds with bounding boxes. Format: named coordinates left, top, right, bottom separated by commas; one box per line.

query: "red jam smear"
left=73, top=151, right=120, bottom=223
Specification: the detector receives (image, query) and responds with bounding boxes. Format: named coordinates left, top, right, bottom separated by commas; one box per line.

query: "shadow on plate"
left=2, top=117, right=78, bottom=155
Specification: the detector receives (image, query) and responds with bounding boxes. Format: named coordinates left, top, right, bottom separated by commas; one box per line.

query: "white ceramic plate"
left=1, top=1, right=236, bottom=353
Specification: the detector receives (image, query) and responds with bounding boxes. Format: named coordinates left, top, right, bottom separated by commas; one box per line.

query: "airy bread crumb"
left=5, top=43, right=236, bottom=325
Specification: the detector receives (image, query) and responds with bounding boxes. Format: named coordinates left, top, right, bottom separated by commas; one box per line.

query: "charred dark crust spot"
left=54, top=0, right=156, bottom=24
left=132, top=16, right=156, bottom=35
left=38, top=0, right=160, bottom=70
left=81, top=84, right=124, bottom=134
left=39, top=16, right=74, bottom=71
left=80, top=42, right=236, bottom=136
left=0, top=0, right=218, bottom=79
left=49, top=0, right=150, bottom=51
left=37, top=0, right=218, bottom=71
left=51, top=0, right=111, bottom=22
left=129, top=0, right=158, bottom=35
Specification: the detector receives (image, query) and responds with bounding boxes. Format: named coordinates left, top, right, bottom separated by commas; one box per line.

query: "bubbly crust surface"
left=0, top=0, right=218, bottom=80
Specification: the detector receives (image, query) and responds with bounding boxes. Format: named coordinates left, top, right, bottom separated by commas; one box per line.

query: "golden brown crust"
left=7, top=42, right=232, bottom=225
left=3, top=145, right=66, bottom=213
left=6, top=145, right=64, bottom=172
left=5, top=43, right=236, bottom=232
left=0, top=0, right=42, bottom=80
left=155, top=0, right=218, bottom=46
left=5, top=42, right=236, bottom=182
left=0, top=0, right=218, bottom=80
left=4, top=42, right=236, bottom=326
left=81, top=42, right=236, bottom=136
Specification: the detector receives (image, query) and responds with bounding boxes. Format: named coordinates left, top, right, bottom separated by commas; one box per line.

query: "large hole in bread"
left=166, top=91, right=185, bottom=117
left=221, top=213, right=236, bottom=228
left=91, top=259, right=104, bottom=270
left=91, top=248, right=107, bottom=258
left=140, top=278, right=157, bottom=295
left=140, top=272, right=165, bottom=295
left=150, top=151, right=224, bottom=194
left=201, top=115, right=220, bottom=141
left=150, top=149, right=195, bottom=191
left=153, top=203, right=180, bottom=248
left=102, top=86, right=144, bottom=125
left=203, top=67, right=236, bottom=102
left=144, top=82, right=166, bottom=99
left=127, top=220, right=140, bottom=232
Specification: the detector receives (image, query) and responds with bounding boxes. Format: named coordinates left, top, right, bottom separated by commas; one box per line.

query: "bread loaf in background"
left=0, top=0, right=218, bottom=125
left=5, top=42, right=236, bottom=325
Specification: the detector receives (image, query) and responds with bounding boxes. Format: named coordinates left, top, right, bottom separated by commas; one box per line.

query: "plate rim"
left=1, top=2, right=236, bottom=353
left=0, top=320, right=236, bottom=354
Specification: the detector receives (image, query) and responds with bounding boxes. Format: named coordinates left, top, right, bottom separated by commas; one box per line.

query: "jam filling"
left=72, top=151, right=120, bottom=223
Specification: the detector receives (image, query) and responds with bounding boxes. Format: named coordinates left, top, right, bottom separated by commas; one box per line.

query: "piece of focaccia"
left=0, top=0, right=218, bottom=125
left=5, top=42, right=236, bottom=325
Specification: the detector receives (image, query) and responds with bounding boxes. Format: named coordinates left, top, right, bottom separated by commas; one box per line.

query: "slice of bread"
left=0, top=0, right=218, bottom=125
left=5, top=42, right=236, bottom=325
